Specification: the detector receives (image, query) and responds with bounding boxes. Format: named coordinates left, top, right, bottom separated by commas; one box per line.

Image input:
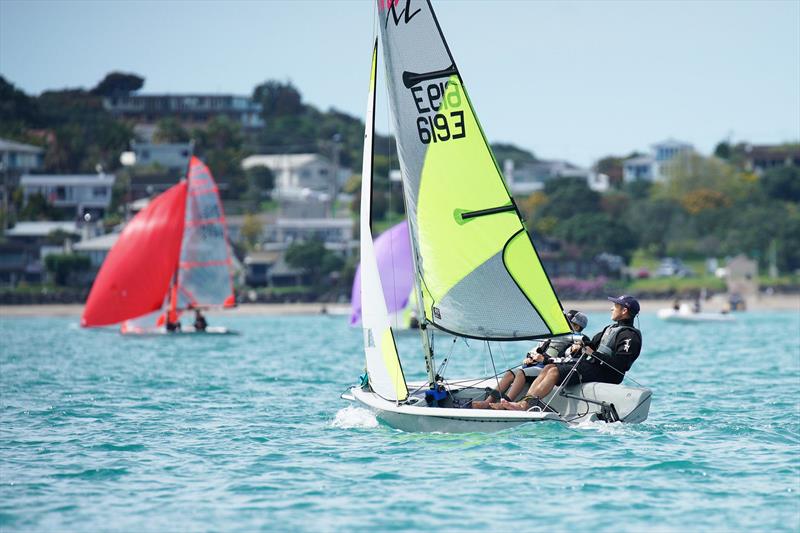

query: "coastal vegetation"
left=1, top=72, right=798, bottom=301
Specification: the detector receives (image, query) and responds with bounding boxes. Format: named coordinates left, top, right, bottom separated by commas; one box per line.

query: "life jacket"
left=544, top=336, right=574, bottom=359
left=595, top=323, right=641, bottom=357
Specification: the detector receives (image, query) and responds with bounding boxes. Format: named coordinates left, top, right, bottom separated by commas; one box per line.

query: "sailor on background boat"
left=470, top=310, right=589, bottom=409
left=489, top=295, right=643, bottom=412
left=166, top=313, right=182, bottom=333
left=193, top=309, right=207, bottom=332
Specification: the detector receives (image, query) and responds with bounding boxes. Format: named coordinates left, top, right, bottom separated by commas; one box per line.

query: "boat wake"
left=571, top=418, right=629, bottom=435
left=331, top=406, right=379, bottom=429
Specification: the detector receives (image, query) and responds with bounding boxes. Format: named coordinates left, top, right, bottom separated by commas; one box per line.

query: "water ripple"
left=1, top=312, right=798, bottom=531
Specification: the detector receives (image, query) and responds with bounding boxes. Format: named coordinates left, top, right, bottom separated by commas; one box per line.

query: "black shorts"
left=554, top=361, right=618, bottom=387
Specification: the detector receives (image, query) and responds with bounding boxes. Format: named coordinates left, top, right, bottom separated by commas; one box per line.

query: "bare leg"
left=504, top=370, right=529, bottom=401
left=495, top=365, right=560, bottom=410
left=471, top=370, right=516, bottom=409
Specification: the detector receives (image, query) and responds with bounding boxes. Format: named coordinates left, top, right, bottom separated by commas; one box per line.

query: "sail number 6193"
left=417, top=111, right=465, bottom=144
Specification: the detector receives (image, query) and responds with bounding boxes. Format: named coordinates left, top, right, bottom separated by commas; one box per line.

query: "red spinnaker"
left=81, top=182, right=188, bottom=327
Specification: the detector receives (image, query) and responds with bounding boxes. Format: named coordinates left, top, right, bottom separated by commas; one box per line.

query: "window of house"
left=93, top=187, right=107, bottom=198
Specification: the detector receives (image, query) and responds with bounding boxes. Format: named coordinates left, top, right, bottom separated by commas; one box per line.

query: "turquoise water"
left=1, top=310, right=799, bottom=531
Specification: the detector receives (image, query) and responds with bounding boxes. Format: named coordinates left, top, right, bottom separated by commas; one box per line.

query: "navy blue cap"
left=608, top=295, right=640, bottom=316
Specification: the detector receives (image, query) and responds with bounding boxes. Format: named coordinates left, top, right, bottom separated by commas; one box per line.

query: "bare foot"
left=471, top=399, right=493, bottom=409
left=499, top=399, right=529, bottom=411
left=488, top=401, right=506, bottom=410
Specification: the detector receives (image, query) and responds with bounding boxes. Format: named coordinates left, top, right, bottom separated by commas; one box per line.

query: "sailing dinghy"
left=343, top=1, right=651, bottom=432
left=350, top=220, right=419, bottom=332
left=82, top=157, right=236, bottom=335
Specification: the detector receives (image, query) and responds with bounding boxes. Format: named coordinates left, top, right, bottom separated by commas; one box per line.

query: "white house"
left=623, top=139, right=694, bottom=183
left=0, top=138, right=44, bottom=174
left=264, top=217, right=355, bottom=252
left=503, top=158, right=609, bottom=194
left=20, top=173, right=116, bottom=219
left=241, top=153, right=350, bottom=200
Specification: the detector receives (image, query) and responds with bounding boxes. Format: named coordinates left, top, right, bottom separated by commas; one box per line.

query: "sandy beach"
left=1, top=294, right=796, bottom=318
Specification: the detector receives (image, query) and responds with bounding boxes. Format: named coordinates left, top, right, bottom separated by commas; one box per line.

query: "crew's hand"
left=583, top=346, right=594, bottom=355
left=526, top=353, right=543, bottom=364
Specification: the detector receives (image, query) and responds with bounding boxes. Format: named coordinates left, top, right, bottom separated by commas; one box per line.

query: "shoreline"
left=1, top=294, right=797, bottom=317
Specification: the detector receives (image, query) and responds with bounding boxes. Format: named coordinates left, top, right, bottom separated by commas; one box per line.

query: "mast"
left=168, top=140, right=196, bottom=320
left=402, top=185, right=436, bottom=387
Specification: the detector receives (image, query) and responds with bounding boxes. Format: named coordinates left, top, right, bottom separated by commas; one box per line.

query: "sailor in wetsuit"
left=470, top=310, right=589, bottom=409
left=193, top=309, right=208, bottom=332
left=491, top=295, right=642, bottom=411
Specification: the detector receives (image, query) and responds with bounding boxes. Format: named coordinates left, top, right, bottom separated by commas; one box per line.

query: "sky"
left=1, top=0, right=798, bottom=167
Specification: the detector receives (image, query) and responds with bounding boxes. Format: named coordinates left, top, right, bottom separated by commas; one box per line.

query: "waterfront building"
left=19, top=173, right=115, bottom=220
left=503, top=158, right=609, bottom=194
left=622, top=139, right=694, bottom=183
left=241, top=153, right=350, bottom=201
left=103, top=94, right=264, bottom=129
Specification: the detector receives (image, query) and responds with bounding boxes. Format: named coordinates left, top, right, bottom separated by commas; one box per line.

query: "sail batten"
left=377, top=0, right=570, bottom=340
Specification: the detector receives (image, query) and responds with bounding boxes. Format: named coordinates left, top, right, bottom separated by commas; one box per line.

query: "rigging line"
left=544, top=351, right=589, bottom=412
left=486, top=341, right=500, bottom=390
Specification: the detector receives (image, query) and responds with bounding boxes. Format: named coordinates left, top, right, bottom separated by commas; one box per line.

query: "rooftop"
left=242, top=153, right=323, bottom=170
left=73, top=232, right=120, bottom=252
left=21, top=174, right=116, bottom=186
left=5, top=221, right=80, bottom=238
left=0, top=138, right=45, bottom=154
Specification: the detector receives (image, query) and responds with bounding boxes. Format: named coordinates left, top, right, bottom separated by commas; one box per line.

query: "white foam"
left=571, top=418, right=630, bottom=435
left=331, top=405, right=379, bottom=429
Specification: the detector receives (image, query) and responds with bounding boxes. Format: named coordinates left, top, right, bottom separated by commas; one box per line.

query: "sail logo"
left=408, top=78, right=465, bottom=145
left=365, top=328, right=376, bottom=347
left=380, top=0, right=421, bottom=28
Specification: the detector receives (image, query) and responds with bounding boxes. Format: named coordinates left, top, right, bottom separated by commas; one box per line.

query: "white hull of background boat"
left=121, top=326, right=236, bottom=336
left=345, top=375, right=651, bottom=433
left=657, top=308, right=736, bottom=323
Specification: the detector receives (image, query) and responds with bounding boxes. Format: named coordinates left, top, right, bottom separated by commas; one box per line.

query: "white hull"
left=345, top=375, right=651, bottom=433
left=657, top=308, right=735, bottom=323
left=121, top=326, right=237, bottom=336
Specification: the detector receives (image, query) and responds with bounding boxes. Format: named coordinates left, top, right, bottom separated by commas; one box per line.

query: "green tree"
left=595, top=155, right=625, bottom=188
left=285, top=239, right=326, bottom=282
left=193, top=116, right=245, bottom=200
left=253, top=80, right=303, bottom=118
left=90, top=72, right=144, bottom=96
left=540, top=177, right=601, bottom=219
left=244, top=165, right=274, bottom=202
left=760, top=165, right=800, bottom=202
left=714, top=140, right=731, bottom=159
left=45, top=253, right=90, bottom=286
left=285, top=239, right=345, bottom=287
left=154, top=117, right=190, bottom=143
left=19, top=193, right=57, bottom=220
left=491, top=143, right=536, bottom=166
left=240, top=213, right=262, bottom=250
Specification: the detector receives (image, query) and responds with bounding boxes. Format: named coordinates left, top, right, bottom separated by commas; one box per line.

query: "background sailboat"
left=82, top=157, right=236, bottom=334
left=345, top=0, right=651, bottom=432
left=349, top=220, right=417, bottom=330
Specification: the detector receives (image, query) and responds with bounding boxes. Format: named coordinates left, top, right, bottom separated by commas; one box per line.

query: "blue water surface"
left=1, top=310, right=799, bottom=531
